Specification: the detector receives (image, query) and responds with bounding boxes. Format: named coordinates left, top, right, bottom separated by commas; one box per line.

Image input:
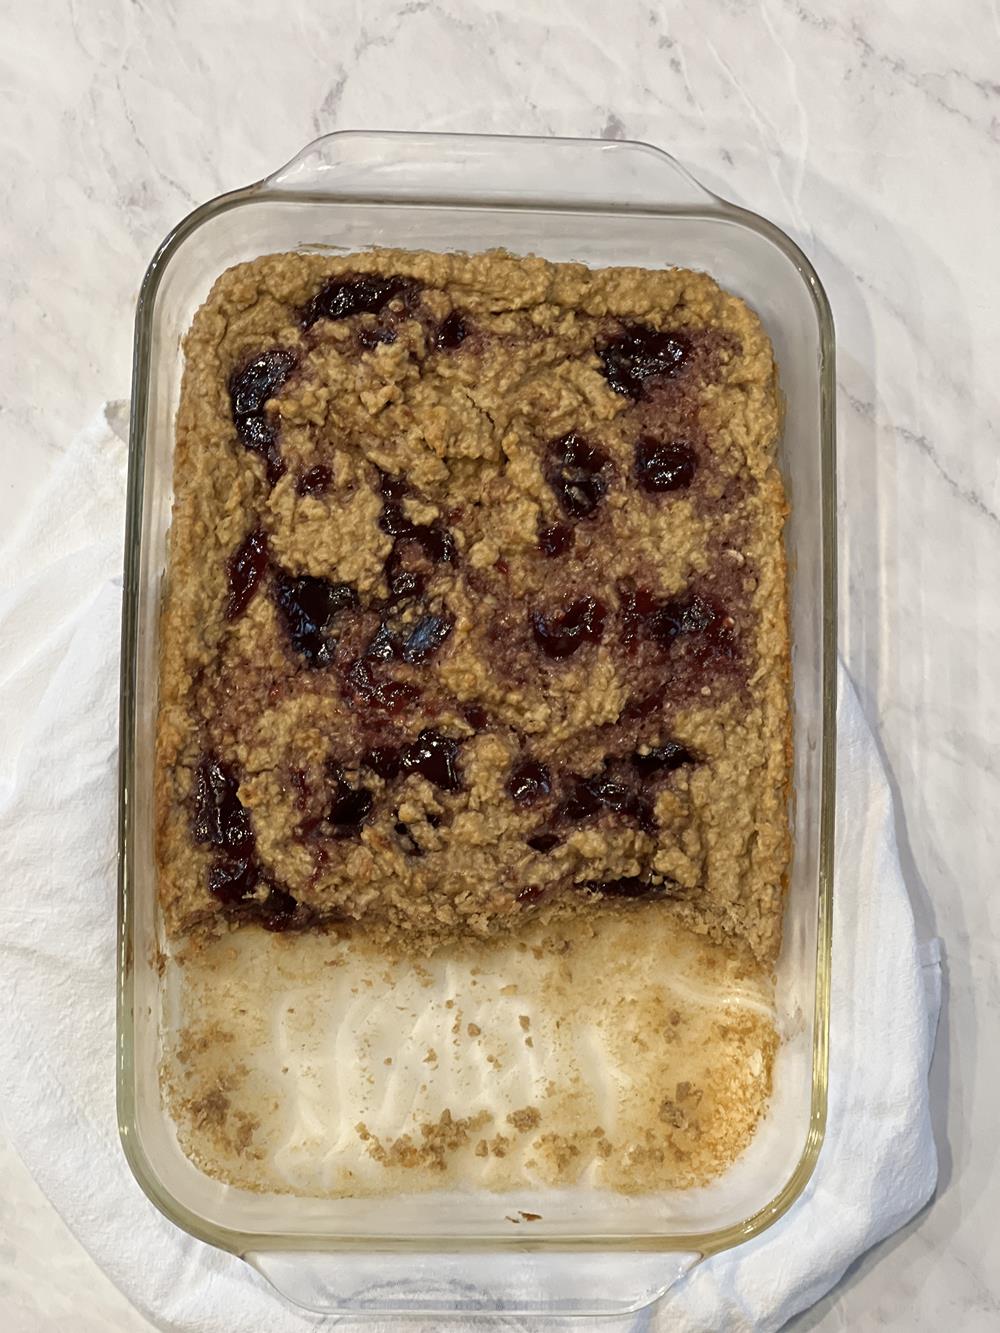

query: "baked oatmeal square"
left=156, top=249, right=789, bottom=962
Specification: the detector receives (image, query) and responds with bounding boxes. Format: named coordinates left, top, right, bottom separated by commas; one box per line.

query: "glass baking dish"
left=117, top=131, right=836, bottom=1319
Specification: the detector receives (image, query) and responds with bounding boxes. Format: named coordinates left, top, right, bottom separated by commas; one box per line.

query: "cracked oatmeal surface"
left=156, top=247, right=789, bottom=962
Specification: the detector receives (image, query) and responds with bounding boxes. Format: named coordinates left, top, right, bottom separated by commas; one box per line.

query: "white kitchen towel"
left=0, top=407, right=940, bottom=1333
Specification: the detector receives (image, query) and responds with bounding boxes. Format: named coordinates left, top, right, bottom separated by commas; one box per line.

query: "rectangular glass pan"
left=118, top=131, right=836, bottom=1319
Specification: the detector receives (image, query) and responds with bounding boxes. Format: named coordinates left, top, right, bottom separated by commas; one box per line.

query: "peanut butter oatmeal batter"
left=156, top=247, right=789, bottom=965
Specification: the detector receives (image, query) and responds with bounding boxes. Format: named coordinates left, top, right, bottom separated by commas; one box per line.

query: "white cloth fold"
left=0, top=408, right=940, bottom=1333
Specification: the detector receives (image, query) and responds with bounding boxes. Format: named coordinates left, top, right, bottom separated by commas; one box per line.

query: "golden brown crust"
left=156, top=248, right=790, bottom=963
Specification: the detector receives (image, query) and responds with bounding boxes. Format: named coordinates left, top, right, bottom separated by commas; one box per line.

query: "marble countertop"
left=2, top=0, right=998, bottom=1328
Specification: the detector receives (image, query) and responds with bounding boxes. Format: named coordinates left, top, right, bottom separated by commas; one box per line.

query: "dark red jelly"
left=557, top=773, right=655, bottom=832
left=378, top=497, right=411, bottom=539
left=436, top=311, right=469, bottom=349
left=394, top=821, right=425, bottom=857
left=402, top=615, right=453, bottom=662
left=581, top=776, right=633, bottom=813
left=328, top=775, right=374, bottom=834
left=273, top=572, right=358, bottom=667
left=229, top=349, right=297, bottom=484
left=647, top=592, right=733, bottom=656
left=258, top=883, right=299, bottom=931
left=302, top=274, right=418, bottom=329
left=345, top=658, right=421, bottom=713
left=598, top=323, right=690, bottom=399
left=376, top=472, right=456, bottom=603
left=357, top=324, right=397, bottom=349
left=557, top=778, right=602, bottom=822
left=362, top=747, right=402, bottom=780
left=378, top=471, right=407, bottom=502
left=634, top=438, right=696, bottom=492
left=297, top=465, right=332, bottom=496
left=380, top=505, right=456, bottom=564
left=526, top=832, right=561, bottom=853
left=463, top=704, right=489, bottom=731
left=192, top=757, right=253, bottom=852
left=546, top=433, right=609, bottom=519
left=622, top=692, right=660, bottom=721
left=582, top=877, right=669, bottom=898
left=530, top=597, right=606, bottom=659
left=620, top=587, right=736, bottom=665
left=290, top=769, right=311, bottom=811
left=517, top=885, right=545, bottom=905
left=400, top=729, right=462, bottom=791
left=366, top=613, right=453, bottom=665
left=384, top=555, right=425, bottom=603
left=226, top=528, right=268, bottom=621
left=208, top=855, right=259, bottom=904
left=620, top=586, right=659, bottom=651
left=230, top=349, right=297, bottom=419
left=365, top=622, right=399, bottom=663
left=537, top=522, right=574, bottom=557
left=631, top=742, right=695, bottom=777
left=507, top=760, right=551, bottom=805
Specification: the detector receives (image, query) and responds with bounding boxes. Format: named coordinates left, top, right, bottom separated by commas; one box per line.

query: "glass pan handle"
left=247, top=1247, right=702, bottom=1319
left=260, top=130, right=720, bottom=211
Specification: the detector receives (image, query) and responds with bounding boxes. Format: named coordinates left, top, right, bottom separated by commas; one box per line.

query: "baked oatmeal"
left=156, top=248, right=789, bottom=964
